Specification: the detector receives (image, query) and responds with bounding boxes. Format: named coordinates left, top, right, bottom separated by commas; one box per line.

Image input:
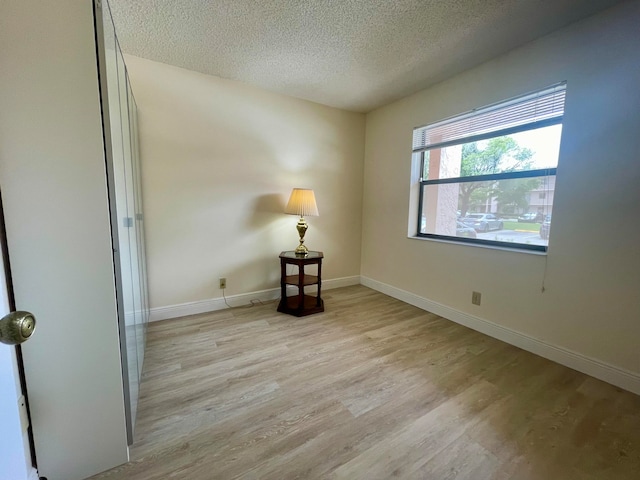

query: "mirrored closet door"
left=95, top=0, right=150, bottom=444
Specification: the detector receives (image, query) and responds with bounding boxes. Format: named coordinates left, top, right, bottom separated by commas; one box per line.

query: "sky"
left=504, top=124, right=563, bottom=169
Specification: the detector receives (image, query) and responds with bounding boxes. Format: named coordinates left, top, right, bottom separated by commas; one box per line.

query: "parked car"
left=456, top=221, right=477, bottom=238
left=460, top=213, right=503, bottom=232
left=540, top=215, right=551, bottom=239
left=518, top=212, right=544, bottom=223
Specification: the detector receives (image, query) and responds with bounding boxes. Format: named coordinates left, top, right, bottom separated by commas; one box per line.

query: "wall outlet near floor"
left=472, top=291, right=482, bottom=306
left=219, top=277, right=227, bottom=289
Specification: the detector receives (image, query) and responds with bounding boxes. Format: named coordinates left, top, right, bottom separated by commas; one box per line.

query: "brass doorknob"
left=0, top=311, right=36, bottom=345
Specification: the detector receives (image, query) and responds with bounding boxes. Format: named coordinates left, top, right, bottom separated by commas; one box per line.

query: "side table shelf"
left=284, top=274, right=318, bottom=286
left=277, top=251, right=324, bottom=317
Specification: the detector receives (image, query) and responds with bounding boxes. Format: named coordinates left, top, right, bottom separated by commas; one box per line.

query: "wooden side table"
left=277, top=251, right=324, bottom=317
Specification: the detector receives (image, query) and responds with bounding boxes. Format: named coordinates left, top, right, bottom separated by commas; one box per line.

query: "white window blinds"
left=413, top=83, right=566, bottom=152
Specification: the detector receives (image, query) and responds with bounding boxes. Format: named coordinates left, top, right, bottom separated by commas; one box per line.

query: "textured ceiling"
left=107, top=0, right=624, bottom=112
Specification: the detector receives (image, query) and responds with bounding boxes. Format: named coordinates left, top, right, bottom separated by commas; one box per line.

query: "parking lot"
left=476, top=228, right=548, bottom=246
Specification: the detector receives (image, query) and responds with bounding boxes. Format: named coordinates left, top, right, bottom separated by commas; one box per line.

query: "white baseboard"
left=149, top=275, right=360, bottom=323
left=361, top=276, right=640, bottom=396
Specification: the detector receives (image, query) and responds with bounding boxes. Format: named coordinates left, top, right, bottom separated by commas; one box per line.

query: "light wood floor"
left=91, top=285, right=640, bottom=479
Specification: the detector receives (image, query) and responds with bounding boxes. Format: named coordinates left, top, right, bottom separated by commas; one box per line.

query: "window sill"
left=408, top=234, right=548, bottom=256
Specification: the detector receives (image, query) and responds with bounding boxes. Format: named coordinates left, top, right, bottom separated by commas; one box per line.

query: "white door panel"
left=0, top=204, right=34, bottom=480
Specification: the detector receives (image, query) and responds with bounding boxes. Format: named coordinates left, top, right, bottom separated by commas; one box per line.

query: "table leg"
left=317, top=259, right=322, bottom=307
left=297, top=263, right=304, bottom=314
left=280, top=259, right=286, bottom=304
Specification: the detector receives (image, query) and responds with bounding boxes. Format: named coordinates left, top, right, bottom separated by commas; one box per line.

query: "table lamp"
left=284, top=188, right=319, bottom=256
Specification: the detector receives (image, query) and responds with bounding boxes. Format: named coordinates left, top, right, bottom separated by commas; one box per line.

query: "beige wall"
left=0, top=1, right=128, bottom=479
left=362, top=2, right=640, bottom=376
left=124, top=55, right=365, bottom=310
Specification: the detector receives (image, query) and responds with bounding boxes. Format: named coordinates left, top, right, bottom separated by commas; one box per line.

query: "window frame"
left=414, top=85, right=565, bottom=253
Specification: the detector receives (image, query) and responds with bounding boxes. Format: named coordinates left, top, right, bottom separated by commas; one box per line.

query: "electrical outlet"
left=219, top=277, right=227, bottom=289
left=472, top=291, right=481, bottom=306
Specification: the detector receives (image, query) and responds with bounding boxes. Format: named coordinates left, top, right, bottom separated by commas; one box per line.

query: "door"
left=0, top=192, right=37, bottom=480
left=0, top=346, right=35, bottom=480
left=1, top=2, right=130, bottom=477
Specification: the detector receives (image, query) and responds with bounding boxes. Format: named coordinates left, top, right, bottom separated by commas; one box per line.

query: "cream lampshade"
left=284, top=188, right=319, bottom=256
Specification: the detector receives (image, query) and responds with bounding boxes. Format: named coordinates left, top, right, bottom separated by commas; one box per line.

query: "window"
left=413, top=83, right=566, bottom=252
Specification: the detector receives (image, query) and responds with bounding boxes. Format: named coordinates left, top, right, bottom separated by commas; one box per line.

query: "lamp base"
left=294, top=217, right=309, bottom=256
